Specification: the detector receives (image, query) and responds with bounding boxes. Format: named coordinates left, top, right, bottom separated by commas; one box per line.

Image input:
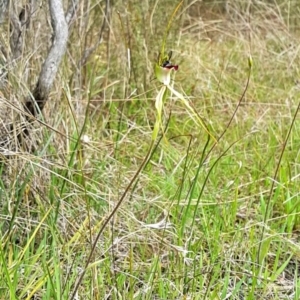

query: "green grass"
left=1, top=1, right=300, bottom=299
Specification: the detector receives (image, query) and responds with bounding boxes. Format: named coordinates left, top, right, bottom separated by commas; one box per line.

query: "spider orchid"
left=152, top=51, right=177, bottom=140
left=153, top=50, right=215, bottom=142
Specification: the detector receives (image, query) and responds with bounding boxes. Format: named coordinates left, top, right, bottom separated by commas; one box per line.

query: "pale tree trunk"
left=25, top=0, right=69, bottom=115
left=0, top=0, right=78, bottom=152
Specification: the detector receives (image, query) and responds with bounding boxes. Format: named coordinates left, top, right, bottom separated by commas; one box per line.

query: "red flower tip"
left=163, top=63, right=179, bottom=71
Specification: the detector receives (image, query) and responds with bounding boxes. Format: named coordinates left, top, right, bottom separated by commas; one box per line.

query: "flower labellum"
left=155, top=51, right=178, bottom=85
left=162, top=60, right=178, bottom=71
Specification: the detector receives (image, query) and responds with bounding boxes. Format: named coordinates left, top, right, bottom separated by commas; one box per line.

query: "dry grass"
left=1, top=1, right=300, bottom=299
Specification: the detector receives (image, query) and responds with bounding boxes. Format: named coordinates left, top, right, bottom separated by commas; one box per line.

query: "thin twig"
left=257, top=100, right=300, bottom=266
left=65, top=0, right=80, bottom=25
left=80, top=0, right=110, bottom=66
left=70, top=140, right=155, bottom=299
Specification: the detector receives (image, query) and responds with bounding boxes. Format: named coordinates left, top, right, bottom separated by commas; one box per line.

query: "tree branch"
left=26, top=0, right=68, bottom=115
left=80, top=0, right=110, bottom=66
left=10, top=3, right=31, bottom=60
left=65, top=0, right=80, bottom=25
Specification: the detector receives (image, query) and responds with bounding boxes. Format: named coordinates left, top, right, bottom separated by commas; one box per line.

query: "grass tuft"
left=1, top=1, right=300, bottom=299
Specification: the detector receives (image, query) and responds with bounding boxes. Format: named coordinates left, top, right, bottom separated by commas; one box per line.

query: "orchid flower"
left=153, top=51, right=215, bottom=142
